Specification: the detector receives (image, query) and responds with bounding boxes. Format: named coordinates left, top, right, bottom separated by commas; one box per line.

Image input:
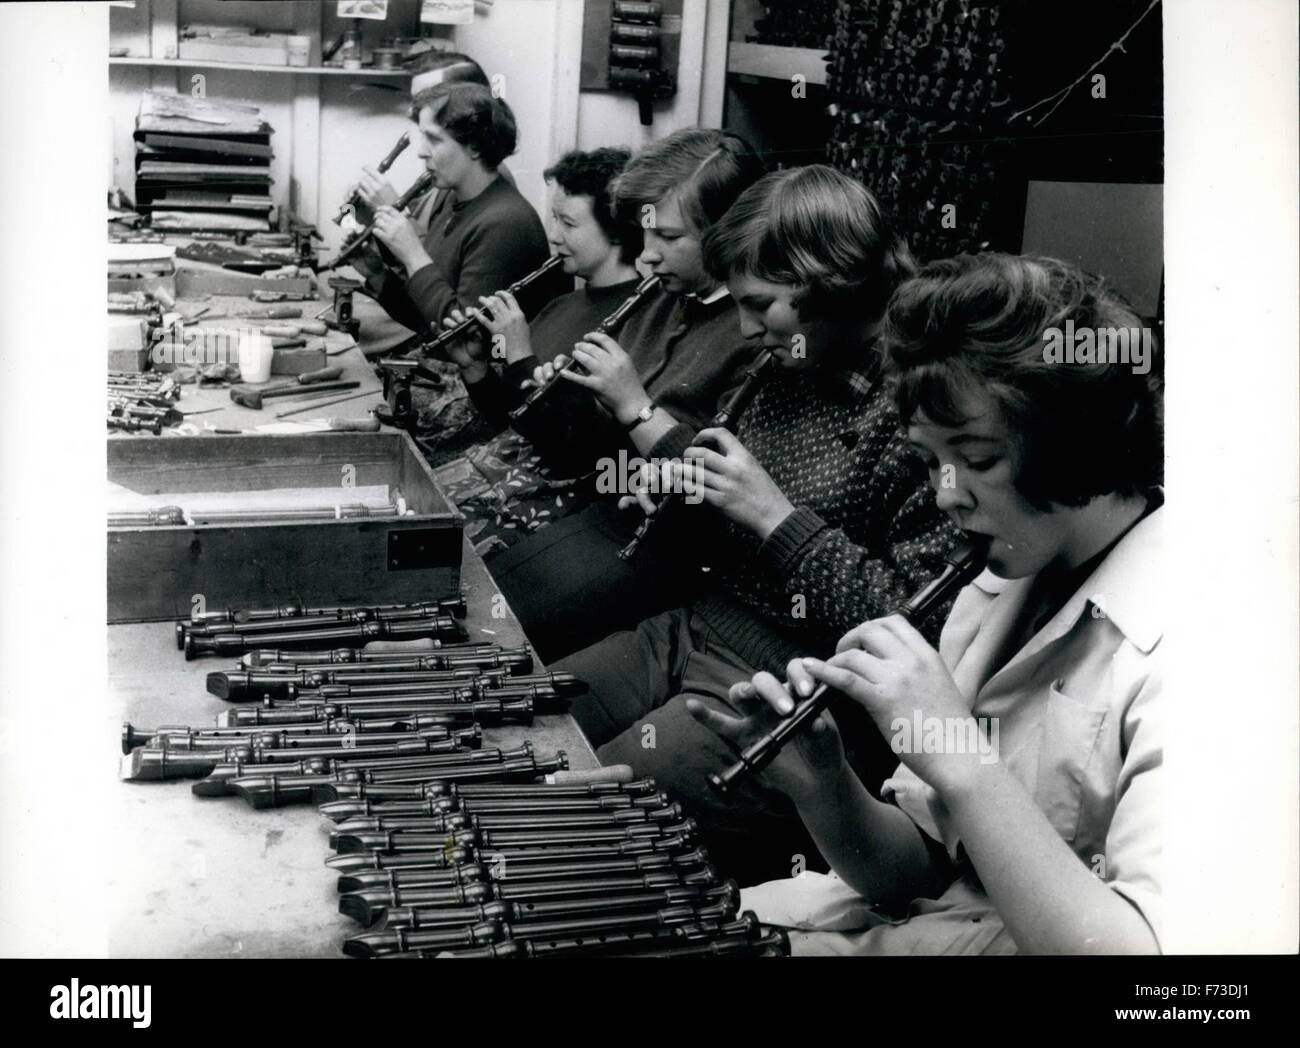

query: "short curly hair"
left=544, top=148, right=640, bottom=264
left=409, top=82, right=517, bottom=170
left=883, top=253, right=1164, bottom=509
left=701, top=164, right=915, bottom=323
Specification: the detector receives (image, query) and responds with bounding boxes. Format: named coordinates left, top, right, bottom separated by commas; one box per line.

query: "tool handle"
left=271, top=381, right=360, bottom=402
left=274, top=389, right=379, bottom=418
left=321, top=417, right=381, bottom=432
left=296, top=367, right=344, bottom=385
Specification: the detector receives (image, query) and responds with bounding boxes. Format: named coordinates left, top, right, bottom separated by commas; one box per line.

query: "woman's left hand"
left=800, top=615, right=977, bottom=791
left=371, top=206, right=431, bottom=273
left=676, top=428, right=795, bottom=540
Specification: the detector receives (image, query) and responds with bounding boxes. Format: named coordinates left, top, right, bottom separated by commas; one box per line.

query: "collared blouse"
left=740, top=504, right=1164, bottom=955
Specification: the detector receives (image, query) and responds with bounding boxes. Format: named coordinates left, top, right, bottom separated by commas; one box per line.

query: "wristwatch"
left=622, top=402, right=656, bottom=432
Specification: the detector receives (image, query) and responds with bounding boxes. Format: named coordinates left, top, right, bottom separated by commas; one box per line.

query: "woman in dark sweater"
left=370, top=83, right=565, bottom=338
left=554, top=166, right=962, bottom=884
left=431, top=148, right=648, bottom=554
left=434, top=133, right=765, bottom=562
left=485, top=130, right=768, bottom=651
left=367, top=83, right=569, bottom=459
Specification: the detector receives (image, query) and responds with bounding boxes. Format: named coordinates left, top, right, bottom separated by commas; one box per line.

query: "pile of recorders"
left=108, top=372, right=183, bottom=434
left=123, top=640, right=581, bottom=809
left=325, top=775, right=789, bottom=959
left=177, top=597, right=472, bottom=660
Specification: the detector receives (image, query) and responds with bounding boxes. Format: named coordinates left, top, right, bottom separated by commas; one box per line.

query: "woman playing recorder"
left=691, top=252, right=1165, bottom=953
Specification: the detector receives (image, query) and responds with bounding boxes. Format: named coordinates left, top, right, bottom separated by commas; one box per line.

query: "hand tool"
left=275, top=389, right=381, bottom=417
left=230, top=305, right=303, bottom=320
left=229, top=367, right=352, bottom=409
left=260, top=321, right=328, bottom=338
left=251, top=290, right=316, bottom=303
left=278, top=416, right=381, bottom=432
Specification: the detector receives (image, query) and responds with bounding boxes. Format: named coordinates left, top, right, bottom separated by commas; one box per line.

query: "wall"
left=575, top=0, right=726, bottom=150
left=108, top=0, right=587, bottom=251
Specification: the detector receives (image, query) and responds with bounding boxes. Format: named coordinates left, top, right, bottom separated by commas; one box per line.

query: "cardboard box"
left=107, top=432, right=463, bottom=623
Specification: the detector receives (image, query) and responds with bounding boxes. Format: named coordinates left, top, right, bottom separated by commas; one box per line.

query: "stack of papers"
left=134, top=91, right=274, bottom=232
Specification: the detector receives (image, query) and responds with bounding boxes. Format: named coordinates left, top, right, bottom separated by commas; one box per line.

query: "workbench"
left=108, top=240, right=417, bottom=437
left=107, top=533, right=599, bottom=958
left=106, top=244, right=599, bottom=956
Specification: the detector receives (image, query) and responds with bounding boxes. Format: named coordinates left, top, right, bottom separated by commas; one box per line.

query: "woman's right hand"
left=355, top=167, right=398, bottom=210
left=685, top=659, right=846, bottom=803
left=439, top=307, right=491, bottom=378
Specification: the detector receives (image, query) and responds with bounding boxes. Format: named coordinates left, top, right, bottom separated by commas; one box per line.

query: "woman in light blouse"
left=692, top=253, right=1165, bottom=954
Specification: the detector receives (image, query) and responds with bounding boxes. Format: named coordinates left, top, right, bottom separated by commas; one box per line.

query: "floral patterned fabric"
left=433, top=429, right=591, bottom=559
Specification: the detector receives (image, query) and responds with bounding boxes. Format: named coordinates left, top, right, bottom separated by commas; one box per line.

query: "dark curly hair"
left=544, top=148, right=641, bottom=265
left=701, top=164, right=915, bottom=323
left=883, top=253, right=1164, bottom=509
left=409, top=82, right=516, bottom=170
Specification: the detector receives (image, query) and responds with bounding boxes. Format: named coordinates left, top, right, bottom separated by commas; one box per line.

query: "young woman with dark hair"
left=427, top=148, right=649, bottom=554
left=691, top=252, right=1164, bottom=953
left=538, top=165, right=962, bottom=883
left=482, top=129, right=769, bottom=626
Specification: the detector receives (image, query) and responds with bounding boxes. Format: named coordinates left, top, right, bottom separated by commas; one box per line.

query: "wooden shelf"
left=727, top=42, right=829, bottom=86
left=109, top=57, right=411, bottom=78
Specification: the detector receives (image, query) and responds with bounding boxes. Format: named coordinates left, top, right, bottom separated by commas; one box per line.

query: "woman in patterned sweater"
left=555, top=166, right=962, bottom=883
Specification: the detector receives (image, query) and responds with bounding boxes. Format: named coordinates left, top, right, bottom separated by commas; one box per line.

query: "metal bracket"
left=386, top=527, right=460, bottom=572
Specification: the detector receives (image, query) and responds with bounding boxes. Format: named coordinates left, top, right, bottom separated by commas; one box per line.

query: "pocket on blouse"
left=1033, top=680, right=1109, bottom=845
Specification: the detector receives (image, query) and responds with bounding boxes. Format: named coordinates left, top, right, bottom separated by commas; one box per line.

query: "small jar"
left=340, top=26, right=362, bottom=70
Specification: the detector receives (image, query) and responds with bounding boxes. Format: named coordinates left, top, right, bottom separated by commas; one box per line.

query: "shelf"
left=727, top=43, right=829, bottom=86
left=109, top=57, right=411, bottom=78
